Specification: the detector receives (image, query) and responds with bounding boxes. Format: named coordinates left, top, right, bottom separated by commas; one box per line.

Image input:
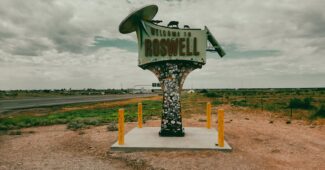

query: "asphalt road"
left=0, top=94, right=157, bottom=113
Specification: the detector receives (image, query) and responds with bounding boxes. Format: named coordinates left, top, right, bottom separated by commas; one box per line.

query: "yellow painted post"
left=206, top=102, right=211, bottom=128
left=118, top=108, right=124, bottom=145
left=218, top=109, right=224, bottom=147
left=138, top=103, right=143, bottom=128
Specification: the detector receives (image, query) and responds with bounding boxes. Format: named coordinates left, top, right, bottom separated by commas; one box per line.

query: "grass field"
left=1, top=88, right=324, bottom=132
left=0, top=89, right=129, bottom=99
left=0, top=97, right=162, bottom=131
left=199, top=88, right=325, bottom=120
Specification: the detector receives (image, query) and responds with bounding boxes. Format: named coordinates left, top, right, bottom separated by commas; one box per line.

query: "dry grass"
left=60, top=96, right=162, bottom=112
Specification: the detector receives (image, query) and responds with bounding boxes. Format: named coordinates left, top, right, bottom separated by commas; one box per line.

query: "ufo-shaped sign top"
left=119, top=4, right=226, bottom=59
left=119, top=5, right=158, bottom=34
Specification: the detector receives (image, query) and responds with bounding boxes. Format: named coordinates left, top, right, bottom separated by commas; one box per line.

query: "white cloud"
left=0, top=0, right=324, bottom=89
left=0, top=47, right=156, bottom=89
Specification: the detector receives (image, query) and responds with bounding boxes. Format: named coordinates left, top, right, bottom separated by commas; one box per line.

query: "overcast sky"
left=0, top=0, right=324, bottom=90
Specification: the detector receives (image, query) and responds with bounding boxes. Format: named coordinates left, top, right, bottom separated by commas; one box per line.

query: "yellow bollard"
left=206, top=102, right=211, bottom=129
left=218, top=109, right=224, bottom=147
left=118, top=108, right=124, bottom=145
left=138, top=103, right=143, bottom=128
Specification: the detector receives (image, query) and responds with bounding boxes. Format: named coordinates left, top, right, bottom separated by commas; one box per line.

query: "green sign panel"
left=138, top=21, right=207, bottom=67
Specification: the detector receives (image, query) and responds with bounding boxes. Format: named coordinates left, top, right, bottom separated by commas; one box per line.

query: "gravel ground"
left=0, top=105, right=324, bottom=170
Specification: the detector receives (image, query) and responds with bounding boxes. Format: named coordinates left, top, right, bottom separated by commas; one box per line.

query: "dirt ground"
left=0, top=105, right=324, bottom=170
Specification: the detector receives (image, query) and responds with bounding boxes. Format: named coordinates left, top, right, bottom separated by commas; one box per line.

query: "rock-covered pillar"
left=145, top=61, right=202, bottom=136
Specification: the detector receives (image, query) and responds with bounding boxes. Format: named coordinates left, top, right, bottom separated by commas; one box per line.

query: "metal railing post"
left=206, top=102, right=211, bottom=128
left=138, top=103, right=143, bottom=128
left=217, top=109, right=224, bottom=147
left=118, top=109, right=125, bottom=145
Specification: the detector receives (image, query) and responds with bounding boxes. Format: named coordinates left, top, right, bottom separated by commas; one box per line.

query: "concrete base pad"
left=111, top=127, right=232, bottom=151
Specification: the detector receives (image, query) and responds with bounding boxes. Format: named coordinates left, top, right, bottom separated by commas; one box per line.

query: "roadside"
left=0, top=94, right=157, bottom=114
left=0, top=105, right=324, bottom=170
left=0, top=96, right=162, bottom=130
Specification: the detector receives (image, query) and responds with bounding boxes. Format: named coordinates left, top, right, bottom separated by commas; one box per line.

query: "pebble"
left=146, top=61, right=203, bottom=135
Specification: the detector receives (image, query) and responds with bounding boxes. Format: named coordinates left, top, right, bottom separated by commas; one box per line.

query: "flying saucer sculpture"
left=119, top=5, right=158, bottom=34
left=119, top=4, right=225, bottom=137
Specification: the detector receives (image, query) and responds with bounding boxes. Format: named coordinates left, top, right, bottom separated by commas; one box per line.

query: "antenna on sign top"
left=205, top=26, right=226, bottom=57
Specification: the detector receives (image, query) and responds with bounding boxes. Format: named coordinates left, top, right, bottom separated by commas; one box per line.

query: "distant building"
left=131, top=88, right=152, bottom=94
left=187, top=90, right=195, bottom=94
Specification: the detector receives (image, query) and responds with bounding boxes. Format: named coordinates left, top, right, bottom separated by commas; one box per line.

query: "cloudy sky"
left=0, top=0, right=324, bottom=90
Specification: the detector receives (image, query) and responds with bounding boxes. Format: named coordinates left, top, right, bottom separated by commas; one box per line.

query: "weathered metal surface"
left=137, top=21, right=207, bottom=67
left=205, top=26, right=226, bottom=57
left=119, top=5, right=158, bottom=34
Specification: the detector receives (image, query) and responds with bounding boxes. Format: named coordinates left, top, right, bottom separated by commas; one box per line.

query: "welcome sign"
left=119, top=4, right=225, bottom=136
left=138, top=21, right=207, bottom=67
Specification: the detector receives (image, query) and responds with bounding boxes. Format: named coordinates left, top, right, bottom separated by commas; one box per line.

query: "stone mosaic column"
left=146, top=61, right=202, bottom=136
